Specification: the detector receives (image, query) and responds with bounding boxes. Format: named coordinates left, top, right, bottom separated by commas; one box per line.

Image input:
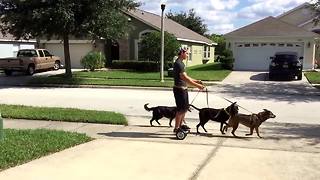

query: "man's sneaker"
left=181, top=125, right=190, bottom=130
left=173, top=128, right=178, bottom=133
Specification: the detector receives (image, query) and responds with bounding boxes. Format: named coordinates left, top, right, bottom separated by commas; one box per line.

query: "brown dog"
left=223, top=109, right=276, bottom=138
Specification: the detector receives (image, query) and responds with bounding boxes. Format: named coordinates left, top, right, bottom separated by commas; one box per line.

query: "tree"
left=139, top=31, right=180, bottom=69
left=0, top=0, right=139, bottom=77
left=209, top=34, right=226, bottom=56
left=310, top=1, right=320, bottom=25
left=166, top=9, right=208, bottom=35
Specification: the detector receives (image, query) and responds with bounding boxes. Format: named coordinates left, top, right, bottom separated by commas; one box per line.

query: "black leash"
left=221, top=96, right=254, bottom=114
left=190, top=88, right=209, bottom=108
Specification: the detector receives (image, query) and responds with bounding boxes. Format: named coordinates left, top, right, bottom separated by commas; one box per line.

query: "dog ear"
left=263, top=109, right=269, bottom=112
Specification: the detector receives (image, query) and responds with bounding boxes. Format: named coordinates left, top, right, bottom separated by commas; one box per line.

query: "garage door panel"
left=234, top=42, right=304, bottom=71
left=45, top=43, right=93, bottom=68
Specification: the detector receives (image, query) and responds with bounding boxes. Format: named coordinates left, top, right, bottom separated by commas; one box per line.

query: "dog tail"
left=189, top=104, right=200, bottom=111
left=144, top=103, right=154, bottom=111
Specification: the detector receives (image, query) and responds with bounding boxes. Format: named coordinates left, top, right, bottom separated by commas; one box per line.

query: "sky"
left=138, top=0, right=314, bottom=35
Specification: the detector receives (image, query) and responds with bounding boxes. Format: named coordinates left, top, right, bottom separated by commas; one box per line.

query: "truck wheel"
left=27, top=65, right=35, bottom=75
left=53, top=61, right=60, bottom=70
left=4, top=70, right=12, bottom=76
left=297, top=73, right=302, bottom=80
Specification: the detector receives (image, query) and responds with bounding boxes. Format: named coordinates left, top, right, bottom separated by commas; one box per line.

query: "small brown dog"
left=223, top=109, right=276, bottom=138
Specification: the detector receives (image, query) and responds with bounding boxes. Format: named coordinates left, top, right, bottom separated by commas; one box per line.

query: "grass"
left=28, top=63, right=231, bottom=87
left=0, top=129, right=92, bottom=170
left=304, top=71, right=320, bottom=84
left=0, top=104, right=127, bottom=125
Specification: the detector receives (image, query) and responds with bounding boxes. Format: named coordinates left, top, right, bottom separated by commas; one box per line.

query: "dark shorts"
left=173, top=87, right=189, bottom=112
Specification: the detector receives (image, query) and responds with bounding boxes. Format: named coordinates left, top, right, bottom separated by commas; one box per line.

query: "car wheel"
left=27, top=65, right=35, bottom=75
left=4, top=70, right=12, bottom=76
left=53, top=61, right=60, bottom=70
left=269, top=74, right=274, bottom=80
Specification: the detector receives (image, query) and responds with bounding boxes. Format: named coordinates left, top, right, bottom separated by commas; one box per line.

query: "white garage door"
left=45, top=43, right=93, bottom=68
left=234, top=42, right=304, bottom=71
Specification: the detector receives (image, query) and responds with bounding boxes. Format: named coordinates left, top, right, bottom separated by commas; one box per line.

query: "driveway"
left=210, top=71, right=319, bottom=96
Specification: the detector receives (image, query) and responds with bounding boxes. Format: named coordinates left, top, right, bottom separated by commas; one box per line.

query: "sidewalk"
left=1, top=117, right=319, bottom=180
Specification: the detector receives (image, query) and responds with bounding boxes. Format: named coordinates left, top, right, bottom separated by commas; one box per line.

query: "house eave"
left=177, top=37, right=216, bottom=46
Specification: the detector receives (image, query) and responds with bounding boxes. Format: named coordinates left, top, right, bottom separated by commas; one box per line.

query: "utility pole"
left=160, top=3, right=166, bottom=82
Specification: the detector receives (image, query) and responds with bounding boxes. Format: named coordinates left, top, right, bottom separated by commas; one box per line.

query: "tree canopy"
left=209, top=34, right=226, bottom=56
left=139, top=31, right=180, bottom=69
left=166, top=9, right=208, bottom=35
left=0, top=0, right=139, bottom=77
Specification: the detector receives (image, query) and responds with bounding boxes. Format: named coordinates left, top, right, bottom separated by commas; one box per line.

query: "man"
left=173, top=48, right=205, bottom=132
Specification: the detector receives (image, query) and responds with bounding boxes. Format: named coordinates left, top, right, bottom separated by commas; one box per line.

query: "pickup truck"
left=0, top=49, right=62, bottom=76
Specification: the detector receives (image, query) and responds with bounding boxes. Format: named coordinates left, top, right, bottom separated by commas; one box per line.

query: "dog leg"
left=231, top=123, right=239, bottom=137
left=245, top=127, right=254, bottom=136
left=155, top=119, right=161, bottom=125
left=220, top=123, right=225, bottom=134
left=150, top=119, right=155, bottom=126
left=201, top=124, right=208, bottom=133
left=255, top=127, right=262, bottom=138
left=196, top=123, right=201, bottom=134
left=169, top=118, right=174, bottom=127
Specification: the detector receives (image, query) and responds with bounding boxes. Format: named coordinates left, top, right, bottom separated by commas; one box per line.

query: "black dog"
left=190, top=102, right=238, bottom=134
left=144, top=103, right=177, bottom=127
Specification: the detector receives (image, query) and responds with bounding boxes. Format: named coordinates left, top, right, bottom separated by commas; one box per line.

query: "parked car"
left=269, top=52, right=303, bottom=80
left=0, top=49, right=62, bottom=76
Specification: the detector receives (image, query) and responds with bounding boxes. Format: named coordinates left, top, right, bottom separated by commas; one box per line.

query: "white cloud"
left=237, top=0, right=309, bottom=20
left=138, top=0, right=312, bottom=34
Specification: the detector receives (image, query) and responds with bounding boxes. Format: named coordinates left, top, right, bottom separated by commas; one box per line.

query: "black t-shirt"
left=173, top=59, right=186, bottom=87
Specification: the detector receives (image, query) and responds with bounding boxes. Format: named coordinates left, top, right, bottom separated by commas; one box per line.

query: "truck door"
left=43, top=50, right=54, bottom=69
left=38, top=50, right=46, bottom=69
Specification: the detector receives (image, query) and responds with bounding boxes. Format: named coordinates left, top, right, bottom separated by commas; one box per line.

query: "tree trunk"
left=63, top=34, right=72, bottom=77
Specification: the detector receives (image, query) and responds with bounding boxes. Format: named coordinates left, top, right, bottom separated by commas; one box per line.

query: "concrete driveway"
left=210, top=71, right=319, bottom=96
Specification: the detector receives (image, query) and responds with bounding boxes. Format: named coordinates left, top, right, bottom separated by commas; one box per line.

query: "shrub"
left=111, top=60, right=159, bottom=72
left=81, top=51, right=105, bottom=71
left=219, top=49, right=234, bottom=70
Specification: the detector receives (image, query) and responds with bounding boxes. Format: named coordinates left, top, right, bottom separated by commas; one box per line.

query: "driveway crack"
left=189, top=138, right=225, bottom=180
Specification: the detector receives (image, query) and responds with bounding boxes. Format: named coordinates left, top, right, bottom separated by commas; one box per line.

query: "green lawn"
left=0, top=104, right=127, bottom=125
left=0, top=129, right=92, bottom=170
left=28, top=63, right=231, bottom=87
left=304, top=71, right=320, bottom=84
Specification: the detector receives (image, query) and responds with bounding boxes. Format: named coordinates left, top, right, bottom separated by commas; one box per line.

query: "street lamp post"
left=160, top=3, right=165, bottom=82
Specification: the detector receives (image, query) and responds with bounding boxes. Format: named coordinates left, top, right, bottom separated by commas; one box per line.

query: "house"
left=225, top=2, right=319, bottom=71
left=40, top=9, right=216, bottom=68
left=0, top=33, right=36, bottom=58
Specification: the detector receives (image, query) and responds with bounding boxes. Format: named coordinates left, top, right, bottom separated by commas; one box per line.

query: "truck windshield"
left=274, top=55, right=297, bottom=62
left=17, top=50, right=37, bottom=57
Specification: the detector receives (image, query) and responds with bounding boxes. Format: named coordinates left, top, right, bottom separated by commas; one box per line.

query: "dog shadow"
left=259, top=123, right=320, bottom=145
left=190, top=132, right=251, bottom=140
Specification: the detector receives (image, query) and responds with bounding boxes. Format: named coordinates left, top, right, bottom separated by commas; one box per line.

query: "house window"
left=278, top=43, right=285, bottom=47
left=287, top=43, right=293, bottom=47
left=237, top=44, right=243, bottom=47
left=203, top=46, right=211, bottom=59
left=270, top=43, right=276, bottom=46
left=244, top=43, right=250, bottom=47
left=253, top=43, right=259, bottom=47
left=261, top=43, right=267, bottom=46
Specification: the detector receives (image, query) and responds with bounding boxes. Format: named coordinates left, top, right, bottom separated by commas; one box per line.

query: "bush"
left=81, top=51, right=105, bottom=71
left=111, top=60, right=159, bottom=72
left=219, top=49, right=234, bottom=70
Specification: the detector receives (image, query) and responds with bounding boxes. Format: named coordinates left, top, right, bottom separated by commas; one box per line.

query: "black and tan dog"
left=190, top=102, right=238, bottom=134
left=223, top=109, right=276, bottom=138
left=144, top=103, right=177, bottom=127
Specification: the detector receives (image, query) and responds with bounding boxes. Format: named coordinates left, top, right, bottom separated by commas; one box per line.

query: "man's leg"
left=174, top=111, right=184, bottom=130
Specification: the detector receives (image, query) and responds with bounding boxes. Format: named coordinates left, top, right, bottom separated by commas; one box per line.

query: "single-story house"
left=40, top=9, right=216, bottom=68
left=225, top=2, right=319, bottom=71
left=0, top=33, right=36, bottom=58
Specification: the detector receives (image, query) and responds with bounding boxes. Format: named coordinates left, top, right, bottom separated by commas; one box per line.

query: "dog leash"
left=190, top=88, right=209, bottom=108
left=221, top=97, right=254, bottom=114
